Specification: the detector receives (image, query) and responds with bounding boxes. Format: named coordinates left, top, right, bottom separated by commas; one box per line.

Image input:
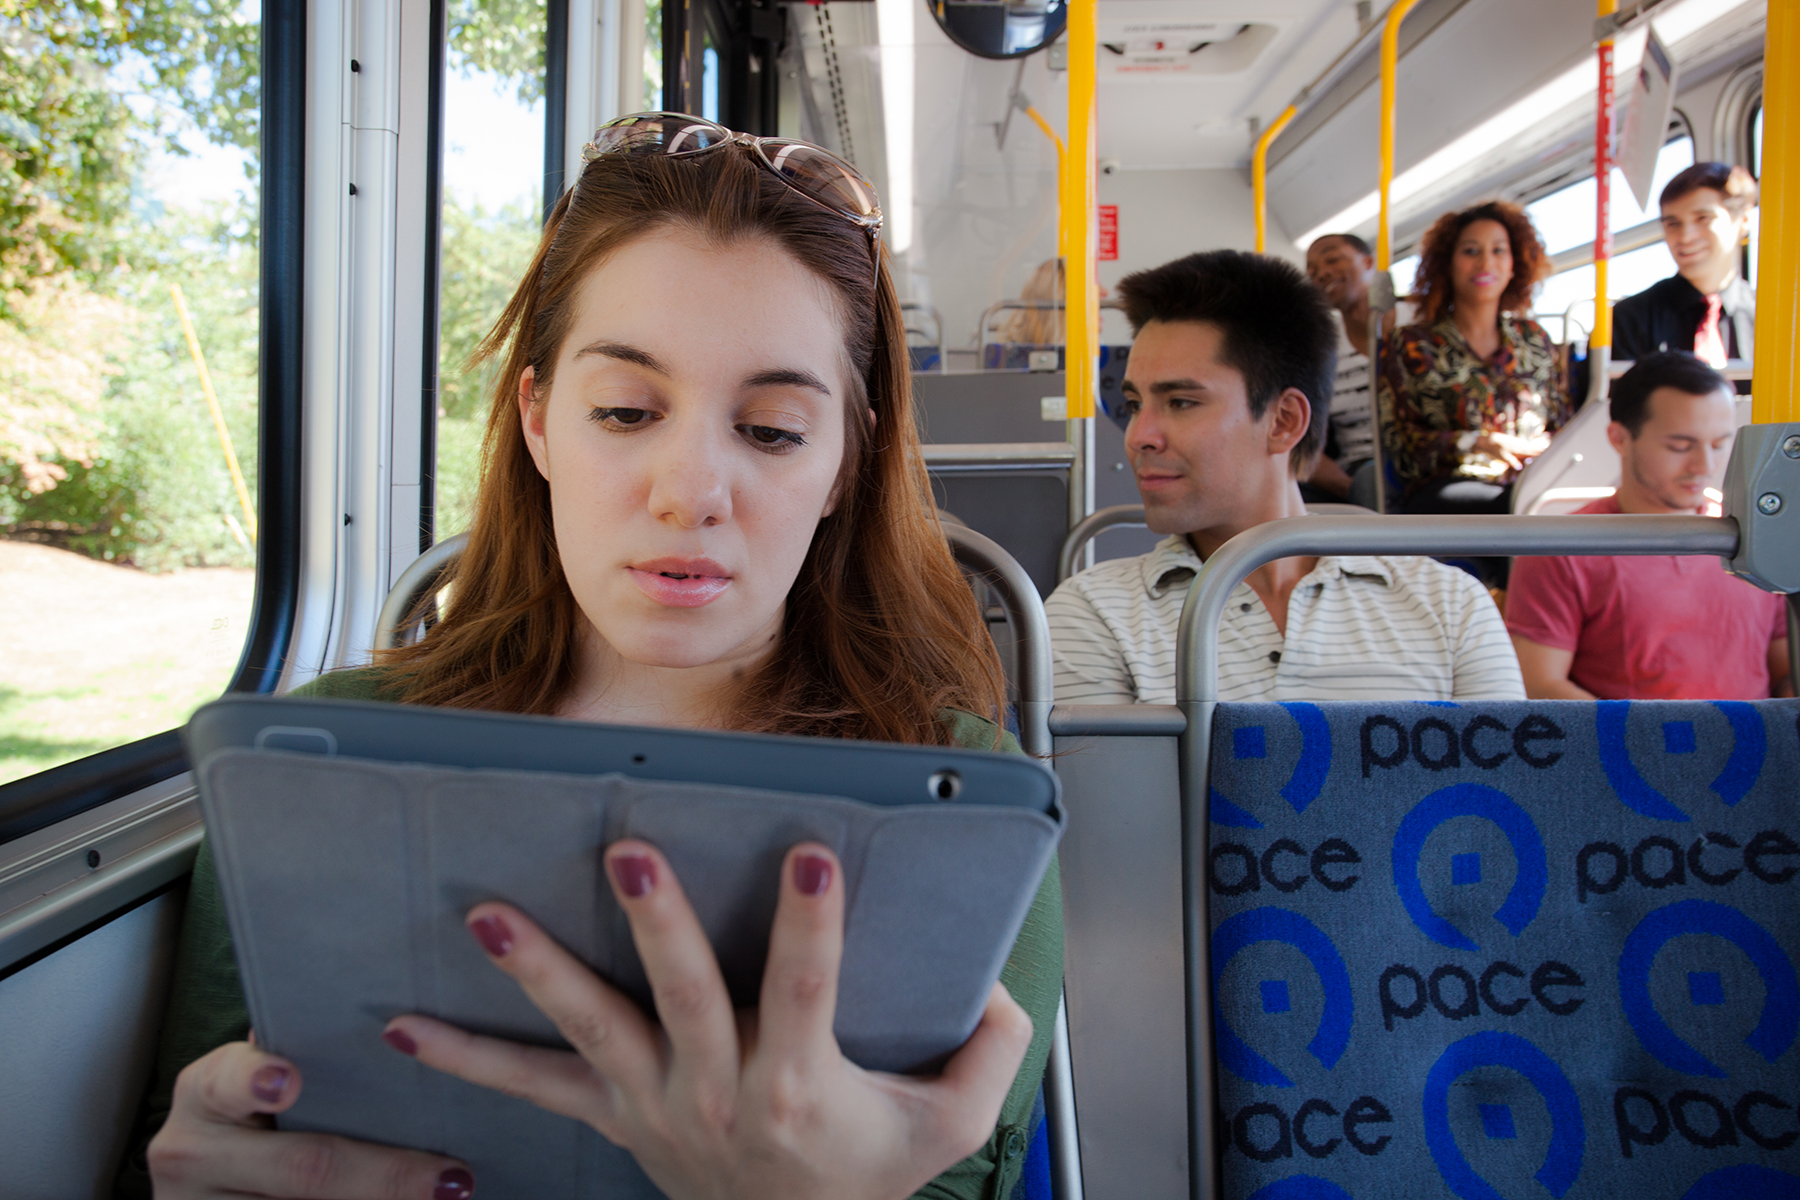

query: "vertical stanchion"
left=1369, top=0, right=1418, bottom=515
left=1251, top=105, right=1296, bottom=255
left=1591, top=0, right=1616, bottom=405
left=1756, top=0, right=1798, bottom=426
left=1759, top=0, right=1800, bottom=683
left=1375, top=0, right=1420, bottom=270
left=1063, top=0, right=1099, bottom=530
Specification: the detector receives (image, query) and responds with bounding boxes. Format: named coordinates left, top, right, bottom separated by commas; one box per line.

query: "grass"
left=0, top=541, right=254, bottom=787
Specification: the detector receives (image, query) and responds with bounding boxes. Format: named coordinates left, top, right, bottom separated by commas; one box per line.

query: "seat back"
left=1206, top=698, right=1800, bottom=1199
left=1052, top=706, right=1192, bottom=1199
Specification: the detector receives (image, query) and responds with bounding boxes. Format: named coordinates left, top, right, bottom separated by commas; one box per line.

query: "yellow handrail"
left=1376, top=0, right=1421, bottom=270
left=171, top=283, right=258, bottom=541
left=1252, top=105, right=1297, bottom=254
left=1062, top=0, right=1098, bottom=419
left=1593, top=0, right=1616, bottom=353
left=1755, top=0, right=1796, bottom=423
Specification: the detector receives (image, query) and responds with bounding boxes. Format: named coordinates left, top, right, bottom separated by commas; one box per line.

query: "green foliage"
left=433, top=192, right=540, bottom=534
left=448, top=0, right=547, bottom=104
left=644, top=0, right=662, bottom=107
left=1, top=0, right=258, bottom=316
left=438, top=195, right=540, bottom=420
left=0, top=17, right=138, bottom=311
left=1, top=200, right=259, bottom=570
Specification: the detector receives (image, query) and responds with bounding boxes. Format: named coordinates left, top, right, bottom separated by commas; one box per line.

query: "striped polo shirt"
left=1046, top=533, right=1525, bottom=705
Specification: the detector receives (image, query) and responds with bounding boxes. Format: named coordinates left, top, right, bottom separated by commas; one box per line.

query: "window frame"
left=0, top=0, right=308, bottom=846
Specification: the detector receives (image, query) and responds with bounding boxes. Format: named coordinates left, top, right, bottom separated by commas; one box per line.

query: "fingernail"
left=611, top=853, right=657, bottom=898
left=795, top=853, right=833, bottom=897
left=469, top=914, right=514, bottom=957
left=435, top=1167, right=475, bottom=1200
left=382, top=1027, right=418, bottom=1057
left=251, top=1063, right=289, bottom=1104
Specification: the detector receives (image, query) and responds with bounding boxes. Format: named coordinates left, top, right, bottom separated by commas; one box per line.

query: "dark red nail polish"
left=612, top=853, right=657, bottom=898
left=382, top=1027, right=418, bottom=1056
left=795, top=853, right=833, bottom=897
left=250, top=1063, right=289, bottom=1105
left=435, top=1167, right=475, bottom=1200
left=469, top=914, right=514, bottom=957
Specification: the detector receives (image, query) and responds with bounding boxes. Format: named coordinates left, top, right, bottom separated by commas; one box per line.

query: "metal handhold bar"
left=374, top=531, right=470, bottom=651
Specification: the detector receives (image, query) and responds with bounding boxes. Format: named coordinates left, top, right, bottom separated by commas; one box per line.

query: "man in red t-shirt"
left=1507, top=353, right=1792, bottom=700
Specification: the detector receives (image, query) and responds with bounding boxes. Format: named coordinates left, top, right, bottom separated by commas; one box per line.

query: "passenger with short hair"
left=126, top=114, right=1059, bottom=1200
left=1045, top=249, right=1523, bottom=705
left=1302, top=232, right=1407, bottom=509
left=1613, top=162, right=1757, bottom=370
left=1506, top=353, right=1791, bottom=700
left=1378, top=201, right=1572, bottom=518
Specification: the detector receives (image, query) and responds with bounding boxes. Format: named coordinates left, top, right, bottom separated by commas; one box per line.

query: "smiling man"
left=1506, top=354, right=1792, bottom=700
left=1613, top=162, right=1756, bottom=371
left=1044, top=250, right=1523, bottom=704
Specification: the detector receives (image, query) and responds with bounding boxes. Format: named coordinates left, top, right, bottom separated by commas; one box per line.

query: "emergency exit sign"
left=1098, top=205, right=1118, bottom=260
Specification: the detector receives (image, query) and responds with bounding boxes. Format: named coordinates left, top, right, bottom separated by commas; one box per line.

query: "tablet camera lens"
left=928, top=770, right=961, bottom=801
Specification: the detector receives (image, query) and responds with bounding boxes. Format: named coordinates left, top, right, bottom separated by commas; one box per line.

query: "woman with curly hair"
left=1377, top=200, right=1572, bottom=522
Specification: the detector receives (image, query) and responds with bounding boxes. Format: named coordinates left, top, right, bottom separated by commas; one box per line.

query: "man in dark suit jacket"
left=1613, top=162, right=1756, bottom=375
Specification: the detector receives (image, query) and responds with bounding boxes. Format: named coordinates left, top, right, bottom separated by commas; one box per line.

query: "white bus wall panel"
left=1266, top=0, right=1597, bottom=246
left=0, top=891, right=184, bottom=1198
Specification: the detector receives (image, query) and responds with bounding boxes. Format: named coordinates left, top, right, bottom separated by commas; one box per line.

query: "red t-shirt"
left=1505, top=496, right=1789, bottom=699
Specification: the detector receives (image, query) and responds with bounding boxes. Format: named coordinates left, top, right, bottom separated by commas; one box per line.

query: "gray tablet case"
left=192, top=702, right=1062, bottom=1197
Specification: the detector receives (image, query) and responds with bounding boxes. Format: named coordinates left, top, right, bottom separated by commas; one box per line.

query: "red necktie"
left=1694, top=293, right=1727, bottom=367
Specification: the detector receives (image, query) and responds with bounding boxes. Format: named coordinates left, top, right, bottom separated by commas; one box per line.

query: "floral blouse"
left=1376, top=313, right=1573, bottom=500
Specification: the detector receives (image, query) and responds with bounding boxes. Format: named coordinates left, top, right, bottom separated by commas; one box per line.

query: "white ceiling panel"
left=1091, top=0, right=1357, bottom=168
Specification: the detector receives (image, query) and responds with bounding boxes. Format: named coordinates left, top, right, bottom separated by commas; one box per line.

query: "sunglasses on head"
left=578, top=112, right=883, bottom=251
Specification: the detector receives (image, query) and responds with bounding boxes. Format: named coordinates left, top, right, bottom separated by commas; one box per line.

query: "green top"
left=118, top=668, right=1063, bottom=1200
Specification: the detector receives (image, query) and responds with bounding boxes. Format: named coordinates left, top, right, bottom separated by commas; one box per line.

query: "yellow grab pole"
left=1376, top=0, right=1421, bottom=270
left=1024, top=104, right=1068, bottom=259
left=1593, top=0, right=1616, bottom=367
left=1755, top=0, right=1798, bottom=423
left=1063, top=0, right=1098, bottom=421
left=171, top=284, right=258, bottom=541
left=1252, top=104, right=1296, bottom=254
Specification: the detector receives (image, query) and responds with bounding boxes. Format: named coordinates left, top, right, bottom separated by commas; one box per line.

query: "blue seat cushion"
left=1207, top=699, right=1800, bottom=1200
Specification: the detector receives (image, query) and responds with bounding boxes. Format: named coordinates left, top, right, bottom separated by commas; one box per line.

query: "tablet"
left=187, top=695, right=1063, bottom=1198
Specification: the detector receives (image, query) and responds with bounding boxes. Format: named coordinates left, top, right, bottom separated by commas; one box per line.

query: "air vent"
left=1097, top=20, right=1277, bottom=79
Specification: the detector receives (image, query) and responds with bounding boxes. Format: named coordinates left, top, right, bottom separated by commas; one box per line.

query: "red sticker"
left=1098, top=204, right=1118, bottom=261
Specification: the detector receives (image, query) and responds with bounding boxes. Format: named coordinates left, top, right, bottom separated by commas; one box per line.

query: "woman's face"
left=1450, top=218, right=1514, bottom=309
left=519, top=225, right=852, bottom=678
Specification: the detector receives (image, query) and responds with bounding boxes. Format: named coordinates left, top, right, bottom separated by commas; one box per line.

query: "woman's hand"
left=386, top=841, right=1034, bottom=1200
left=147, top=1041, right=475, bottom=1198
left=1471, top=430, right=1551, bottom=471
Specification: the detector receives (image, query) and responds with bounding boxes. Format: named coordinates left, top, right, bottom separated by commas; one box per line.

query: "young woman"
left=126, top=114, right=1062, bottom=1200
left=1377, top=200, right=1572, bottom=517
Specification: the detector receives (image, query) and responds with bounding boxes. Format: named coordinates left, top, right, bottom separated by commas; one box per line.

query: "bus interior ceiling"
left=0, top=0, right=1783, bottom=1195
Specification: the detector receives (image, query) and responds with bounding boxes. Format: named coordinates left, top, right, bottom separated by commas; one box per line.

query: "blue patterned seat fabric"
left=1206, top=700, right=1800, bottom=1200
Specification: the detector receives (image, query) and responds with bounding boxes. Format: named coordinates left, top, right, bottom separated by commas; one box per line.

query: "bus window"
left=434, top=2, right=550, bottom=537
left=646, top=0, right=664, bottom=110
left=0, top=3, right=261, bottom=786
left=1751, top=101, right=1763, bottom=177
left=1528, top=135, right=1695, bottom=341
left=1527, top=135, right=1694, bottom=256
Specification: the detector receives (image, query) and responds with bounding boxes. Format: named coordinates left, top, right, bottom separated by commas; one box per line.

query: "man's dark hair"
left=1315, top=232, right=1372, bottom=257
left=1610, top=352, right=1732, bottom=436
left=1660, top=162, right=1758, bottom=218
left=1115, top=250, right=1337, bottom=471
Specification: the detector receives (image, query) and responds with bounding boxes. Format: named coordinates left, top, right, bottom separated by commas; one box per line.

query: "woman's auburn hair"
left=1410, top=200, right=1547, bottom=326
left=381, top=148, right=1006, bottom=746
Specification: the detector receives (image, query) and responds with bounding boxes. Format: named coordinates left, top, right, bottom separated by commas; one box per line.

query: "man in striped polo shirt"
left=1046, top=250, right=1522, bottom=705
